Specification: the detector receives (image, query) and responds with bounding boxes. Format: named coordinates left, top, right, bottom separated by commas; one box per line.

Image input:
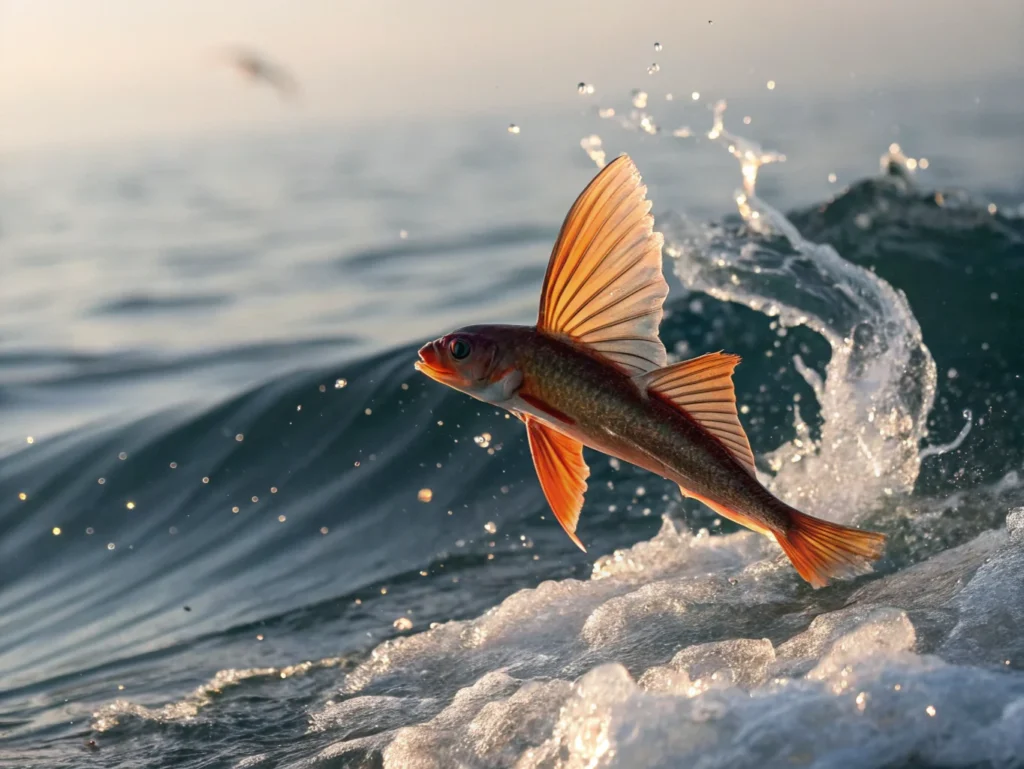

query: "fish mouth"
left=414, top=342, right=460, bottom=386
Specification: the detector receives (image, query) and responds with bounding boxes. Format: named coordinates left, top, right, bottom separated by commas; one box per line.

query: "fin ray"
left=640, top=352, right=757, bottom=477
left=525, top=418, right=590, bottom=552
left=537, top=155, right=668, bottom=375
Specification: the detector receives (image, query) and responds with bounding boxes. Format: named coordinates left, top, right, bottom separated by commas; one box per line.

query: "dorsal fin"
left=525, top=417, right=590, bottom=552
left=537, top=154, right=668, bottom=375
left=638, top=352, right=757, bottom=477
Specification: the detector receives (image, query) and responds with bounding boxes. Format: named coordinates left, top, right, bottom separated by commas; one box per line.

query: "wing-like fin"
left=525, top=418, right=590, bottom=552
left=639, top=352, right=757, bottom=477
left=537, top=154, right=668, bottom=375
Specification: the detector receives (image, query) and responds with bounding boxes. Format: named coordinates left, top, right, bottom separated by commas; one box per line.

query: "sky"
left=1, top=0, right=1021, bottom=150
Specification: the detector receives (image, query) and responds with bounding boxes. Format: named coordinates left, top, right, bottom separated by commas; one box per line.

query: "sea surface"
left=1, top=77, right=1024, bottom=768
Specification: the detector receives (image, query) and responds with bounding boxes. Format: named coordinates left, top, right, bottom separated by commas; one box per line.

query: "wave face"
left=2, top=82, right=1024, bottom=768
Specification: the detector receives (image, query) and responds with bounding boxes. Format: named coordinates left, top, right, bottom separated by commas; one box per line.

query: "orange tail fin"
left=774, top=508, right=886, bottom=588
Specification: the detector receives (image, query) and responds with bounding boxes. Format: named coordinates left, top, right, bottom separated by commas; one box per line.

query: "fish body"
left=415, top=156, right=885, bottom=587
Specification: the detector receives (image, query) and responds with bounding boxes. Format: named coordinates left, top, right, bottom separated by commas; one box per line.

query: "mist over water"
left=1, top=72, right=1023, bottom=768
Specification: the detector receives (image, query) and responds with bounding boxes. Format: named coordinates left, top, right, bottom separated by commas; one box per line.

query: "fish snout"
left=417, top=341, right=439, bottom=366
left=415, top=340, right=451, bottom=377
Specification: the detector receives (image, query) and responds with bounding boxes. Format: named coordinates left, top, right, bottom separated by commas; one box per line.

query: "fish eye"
left=449, top=338, right=472, bottom=360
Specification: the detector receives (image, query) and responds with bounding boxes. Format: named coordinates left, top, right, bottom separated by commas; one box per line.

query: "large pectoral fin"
left=525, top=418, right=590, bottom=552
left=536, top=155, right=669, bottom=375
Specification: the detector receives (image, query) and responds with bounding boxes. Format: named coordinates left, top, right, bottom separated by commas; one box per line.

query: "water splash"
left=663, top=101, right=937, bottom=517
left=918, top=409, right=973, bottom=460
left=580, top=135, right=607, bottom=169
left=707, top=99, right=786, bottom=198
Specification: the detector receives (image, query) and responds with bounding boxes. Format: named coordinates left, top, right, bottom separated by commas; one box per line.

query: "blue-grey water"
left=1, top=79, right=1023, bottom=768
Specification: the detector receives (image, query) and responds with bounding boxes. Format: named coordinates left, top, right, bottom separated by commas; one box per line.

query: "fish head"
left=415, top=326, right=521, bottom=404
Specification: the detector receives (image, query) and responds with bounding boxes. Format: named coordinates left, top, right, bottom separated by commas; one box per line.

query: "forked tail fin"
left=774, top=507, right=886, bottom=588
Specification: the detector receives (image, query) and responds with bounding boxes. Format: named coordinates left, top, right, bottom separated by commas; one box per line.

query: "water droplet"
left=126, top=501, right=135, bottom=510
left=418, top=488, right=433, bottom=502
left=631, top=90, right=648, bottom=109
left=169, top=462, right=177, bottom=469
left=484, top=521, right=497, bottom=534
left=98, top=477, right=105, bottom=485
left=766, top=80, right=776, bottom=90
left=507, top=123, right=520, bottom=134
left=235, top=433, right=244, bottom=442
left=107, top=543, right=115, bottom=551
left=52, top=527, right=61, bottom=536
left=647, top=63, right=660, bottom=75
left=86, top=527, right=94, bottom=535
left=653, top=42, right=662, bottom=52
left=988, top=203, right=998, bottom=215
left=26, top=436, right=34, bottom=444
left=320, top=526, right=329, bottom=535
left=576, top=82, right=594, bottom=95
left=399, top=229, right=408, bottom=239
left=925, top=705, right=936, bottom=717
left=393, top=617, right=413, bottom=631
left=118, top=452, right=128, bottom=460
left=828, top=173, right=837, bottom=183
left=335, top=378, right=347, bottom=389
left=232, top=506, right=240, bottom=513
left=691, top=91, right=700, bottom=101
left=277, top=514, right=286, bottom=522
left=18, top=492, right=27, bottom=501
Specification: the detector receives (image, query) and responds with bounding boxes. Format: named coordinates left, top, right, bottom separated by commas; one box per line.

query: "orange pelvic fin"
left=774, top=508, right=887, bottom=588
left=525, top=417, right=590, bottom=552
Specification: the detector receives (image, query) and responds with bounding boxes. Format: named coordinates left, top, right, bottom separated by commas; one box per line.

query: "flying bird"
left=217, top=46, right=299, bottom=100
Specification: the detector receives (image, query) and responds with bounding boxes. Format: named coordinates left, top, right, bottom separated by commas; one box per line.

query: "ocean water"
left=1, top=78, right=1023, bottom=768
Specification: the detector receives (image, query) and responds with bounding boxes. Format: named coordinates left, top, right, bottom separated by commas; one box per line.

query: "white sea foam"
left=306, top=509, right=1024, bottom=768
